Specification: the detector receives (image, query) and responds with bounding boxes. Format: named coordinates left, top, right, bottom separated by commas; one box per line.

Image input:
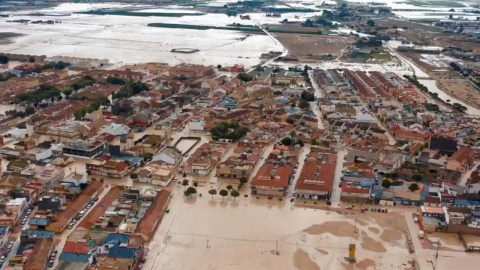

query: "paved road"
left=308, top=70, right=326, bottom=130
left=330, top=149, right=347, bottom=208
left=50, top=185, right=113, bottom=270
left=287, top=144, right=310, bottom=195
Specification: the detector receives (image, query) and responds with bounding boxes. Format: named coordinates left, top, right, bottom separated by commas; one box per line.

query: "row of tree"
left=210, top=121, right=250, bottom=141
left=382, top=179, right=419, bottom=192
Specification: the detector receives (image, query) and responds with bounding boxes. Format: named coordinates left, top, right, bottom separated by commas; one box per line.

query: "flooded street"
left=144, top=186, right=414, bottom=270
left=418, top=79, right=480, bottom=116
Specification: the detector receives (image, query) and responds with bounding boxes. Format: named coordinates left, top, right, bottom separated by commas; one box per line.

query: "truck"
left=418, top=230, right=424, bottom=239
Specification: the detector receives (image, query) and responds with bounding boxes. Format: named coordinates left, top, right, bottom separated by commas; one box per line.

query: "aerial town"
left=0, top=0, right=479, bottom=270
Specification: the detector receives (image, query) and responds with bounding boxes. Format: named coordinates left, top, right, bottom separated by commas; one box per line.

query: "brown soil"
left=368, top=227, right=380, bottom=234
left=304, top=221, right=357, bottom=238
left=274, top=33, right=354, bottom=61
left=380, top=229, right=403, bottom=243
left=356, top=259, right=376, bottom=270
left=316, top=248, right=328, bottom=255
left=437, top=78, right=480, bottom=110
left=342, top=259, right=376, bottom=270
left=372, top=213, right=406, bottom=231
left=361, top=235, right=387, bottom=253
left=357, top=219, right=369, bottom=226
left=293, top=249, right=321, bottom=270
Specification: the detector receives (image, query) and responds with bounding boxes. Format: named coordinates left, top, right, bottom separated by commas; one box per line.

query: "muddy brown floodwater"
left=294, top=249, right=321, bottom=270
left=304, top=221, right=357, bottom=238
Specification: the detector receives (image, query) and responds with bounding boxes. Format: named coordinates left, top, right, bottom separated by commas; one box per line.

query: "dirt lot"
left=428, top=232, right=465, bottom=252
left=274, top=33, right=354, bottom=62
left=399, top=51, right=465, bottom=79
left=462, top=234, right=480, bottom=250
left=143, top=185, right=415, bottom=270
left=376, top=19, right=442, bottom=32
left=437, top=78, right=480, bottom=110
left=265, top=23, right=326, bottom=33
left=398, top=28, right=480, bottom=52
left=433, top=35, right=480, bottom=52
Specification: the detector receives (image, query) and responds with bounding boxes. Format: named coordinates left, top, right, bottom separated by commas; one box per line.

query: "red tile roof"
left=251, top=164, right=292, bottom=188
left=134, top=189, right=172, bottom=241
left=47, top=181, right=103, bottom=232
left=450, top=147, right=474, bottom=163
left=24, top=239, right=53, bottom=270
left=295, top=153, right=337, bottom=193
left=425, top=196, right=441, bottom=204
left=63, top=242, right=92, bottom=255
left=77, top=186, right=124, bottom=230
left=341, top=181, right=370, bottom=194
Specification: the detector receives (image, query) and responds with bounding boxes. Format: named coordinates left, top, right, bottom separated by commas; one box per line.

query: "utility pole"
left=434, top=240, right=440, bottom=270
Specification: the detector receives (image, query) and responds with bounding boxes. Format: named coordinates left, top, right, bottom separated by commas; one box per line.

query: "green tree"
left=28, top=56, right=35, bottom=63
left=412, top=174, right=423, bottom=182
left=281, top=137, right=293, bottom=146
left=367, top=19, right=375, bottom=27
left=267, top=196, right=273, bottom=204
left=382, top=179, right=392, bottom=189
left=106, top=76, right=126, bottom=85
left=188, top=186, right=197, bottom=195
left=310, top=138, right=319, bottom=145
left=226, top=185, right=233, bottom=190
left=193, top=181, right=198, bottom=188
left=230, top=190, right=240, bottom=201
left=219, top=189, right=229, bottom=200
left=239, top=177, right=247, bottom=185
left=409, top=183, right=419, bottom=192
left=299, top=100, right=309, bottom=110
left=208, top=189, right=217, bottom=199
left=182, top=179, right=189, bottom=190
left=237, top=72, right=253, bottom=82
left=0, top=55, right=9, bottom=64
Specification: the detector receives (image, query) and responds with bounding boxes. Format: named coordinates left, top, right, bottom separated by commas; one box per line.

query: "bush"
left=237, top=72, right=253, bottom=82
left=0, top=55, right=9, bottom=64
left=382, top=179, right=392, bottom=188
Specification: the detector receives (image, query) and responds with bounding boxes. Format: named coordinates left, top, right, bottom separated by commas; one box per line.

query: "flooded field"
left=144, top=186, right=415, bottom=270
left=0, top=2, right=285, bottom=68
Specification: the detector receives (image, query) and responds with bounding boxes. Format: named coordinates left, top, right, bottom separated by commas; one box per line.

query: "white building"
left=99, top=123, right=130, bottom=137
